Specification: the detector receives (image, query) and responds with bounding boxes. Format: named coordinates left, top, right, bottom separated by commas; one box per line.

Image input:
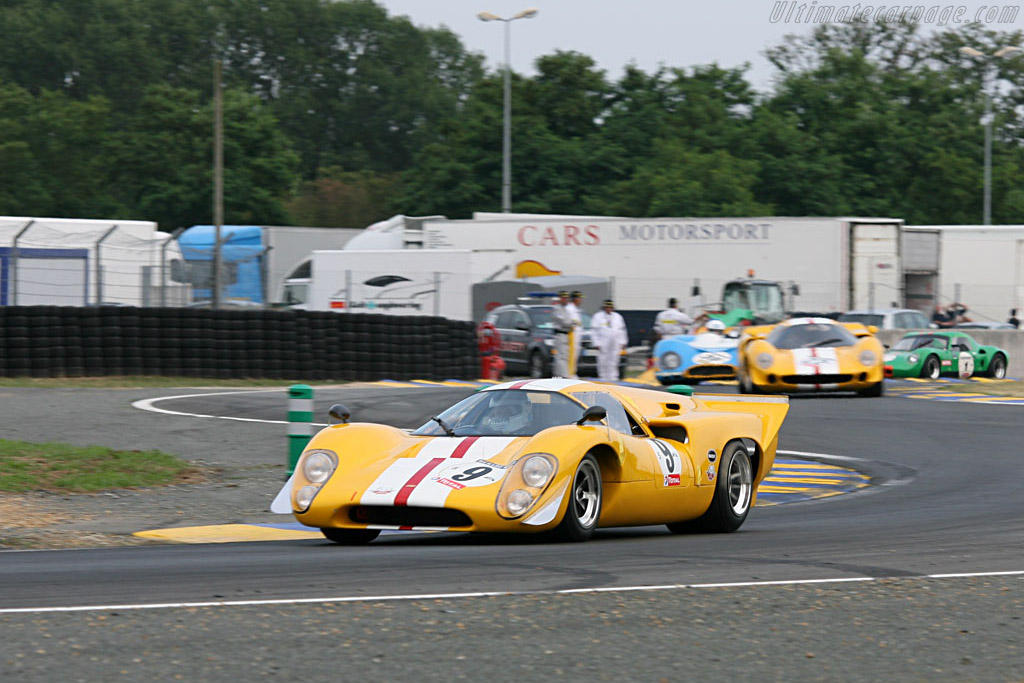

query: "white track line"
left=132, top=390, right=294, bottom=425
left=3, top=570, right=1022, bottom=614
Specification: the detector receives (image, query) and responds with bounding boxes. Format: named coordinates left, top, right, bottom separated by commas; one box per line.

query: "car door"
left=568, top=390, right=695, bottom=524
left=492, top=309, right=529, bottom=374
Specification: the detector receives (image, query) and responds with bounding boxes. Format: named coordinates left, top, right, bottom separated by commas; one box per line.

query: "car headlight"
left=908, top=353, right=919, bottom=364
left=303, top=450, right=336, bottom=483
left=544, top=338, right=555, bottom=347
left=506, top=489, right=533, bottom=516
left=859, top=350, right=877, bottom=366
left=522, top=455, right=554, bottom=487
left=497, top=453, right=557, bottom=519
left=660, top=352, right=681, bottom=370
left=756, top=353, right=773, bottom=370
left=883, top=352, right=896, bottom=362
left=295, top=485, right=319, bottom=510
left=293, top=449, right=338, bottom=512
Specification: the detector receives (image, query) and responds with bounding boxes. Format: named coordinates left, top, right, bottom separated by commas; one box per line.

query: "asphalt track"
left=2, top=379, right=1024, bottom=681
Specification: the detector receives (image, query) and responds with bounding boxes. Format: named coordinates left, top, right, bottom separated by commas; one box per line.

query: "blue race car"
left=652, top=325, right=740, bottom=385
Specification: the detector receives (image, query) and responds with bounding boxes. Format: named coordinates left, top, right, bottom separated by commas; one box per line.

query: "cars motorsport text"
left=737, top=317, right=886, bottom=396
left=883, top=330, right=1009, bottom=379
left=272, top=379, right=790, bottom=543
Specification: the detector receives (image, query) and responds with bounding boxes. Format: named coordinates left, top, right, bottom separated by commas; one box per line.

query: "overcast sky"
left=376, top=0, right=1024, bottom=92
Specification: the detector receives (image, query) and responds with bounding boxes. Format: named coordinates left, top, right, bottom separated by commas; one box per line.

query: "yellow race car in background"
left=272, top=378, right=789, bottom=544
left=737, top=317, right=885, bottom=397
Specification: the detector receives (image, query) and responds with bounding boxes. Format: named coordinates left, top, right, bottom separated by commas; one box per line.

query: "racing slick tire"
left=985, top=353, right=1008, bottom=379
left=553, top=453, right=602, bottom=542
left=921, top=355, right=941, bottom=380
left=529, top=351, right=547, bottom=379
left=321, top=528, right=381, bottom=545
left=666, top=442, right=752, bottom=534
left=857, top=381, right=884, bottom=397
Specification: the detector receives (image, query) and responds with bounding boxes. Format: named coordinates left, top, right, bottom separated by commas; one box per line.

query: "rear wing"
left=739, top=324, right=774, bottom=343
left=840, top=322, right=879, bottom=337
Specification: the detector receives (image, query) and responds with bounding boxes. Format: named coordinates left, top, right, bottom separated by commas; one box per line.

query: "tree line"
left=1, top=0, right=1022, bottom=230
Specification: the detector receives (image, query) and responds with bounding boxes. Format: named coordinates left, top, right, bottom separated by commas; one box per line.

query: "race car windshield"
left=767, top=323, right=858, bottom=349
left=893, top=335, right=947, bottom=351
left=412, top=389, right=588, bottom=437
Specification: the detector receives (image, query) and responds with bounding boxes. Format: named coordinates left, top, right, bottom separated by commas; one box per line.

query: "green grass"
left=0, top=439, right=194, bottom=492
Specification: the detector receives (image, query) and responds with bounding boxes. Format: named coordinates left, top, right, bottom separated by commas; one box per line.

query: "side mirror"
left=576, top=405, right=607, bottom=425
left=329, top=403, right=350, bottom=424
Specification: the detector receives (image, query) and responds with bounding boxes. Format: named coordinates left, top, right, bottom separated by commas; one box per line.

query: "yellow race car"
left=272, top=378, right=789, bottom=544
left=737, top=317, right=885, bottom=397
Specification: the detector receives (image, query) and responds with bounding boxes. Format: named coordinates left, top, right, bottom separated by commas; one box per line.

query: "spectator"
left=932, top=304, right=952, bottom=328
left=946, top=303, right=972, bottom=325
left=550, top=291, right=574, bottom=377
left=565, top=290, right=584, bottom=378
left=591, top=298, right=628, bottom=382
left=653, top=297, right=694, bottom=339
left=1009, top=309, right=1020, bottom=329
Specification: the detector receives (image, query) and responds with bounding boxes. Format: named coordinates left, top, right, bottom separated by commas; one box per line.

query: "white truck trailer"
left=280, top=248, right=514, bottom=320
left=416, top=215, right=906, bottom=316
left=903, top=224, right=1024, bottom=324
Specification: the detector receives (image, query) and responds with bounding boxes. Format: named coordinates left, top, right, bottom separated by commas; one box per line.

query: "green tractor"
left=694, top=276, right=797, bottom=327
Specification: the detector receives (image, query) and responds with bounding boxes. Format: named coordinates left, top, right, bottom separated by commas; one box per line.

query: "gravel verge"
left=0, top=386, right=290, bottom=549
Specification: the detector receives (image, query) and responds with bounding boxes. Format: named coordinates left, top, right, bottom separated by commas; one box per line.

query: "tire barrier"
left=0, top=306, right=481, bottom=381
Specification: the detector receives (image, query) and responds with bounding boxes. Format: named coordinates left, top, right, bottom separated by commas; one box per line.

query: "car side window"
left=494, top=311, right=516, bottom=329
left=510, top=311, right=531, bottom=330
left=911, top=313, right=929, bottom=329
left=571, top=391, right=633, bottom=434
left=953, top=336, right=973, bottom=350
left=895, top=313, right=910, bottom=328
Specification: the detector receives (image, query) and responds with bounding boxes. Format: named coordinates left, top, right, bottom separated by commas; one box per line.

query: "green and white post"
left=287, top=384, right=314, bottom=475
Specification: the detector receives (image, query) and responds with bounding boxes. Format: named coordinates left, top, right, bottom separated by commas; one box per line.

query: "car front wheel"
left=986, top=353, right=1007, bottom=379
left=321, top=528, right=381, bottom=545
left=921, top=355, right=941, bottom=380
left=553, top=454, right=602, bottom=542
left=529, top=351, right=546, bottom=379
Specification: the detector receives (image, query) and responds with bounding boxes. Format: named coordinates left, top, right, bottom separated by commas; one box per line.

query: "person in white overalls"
left=590, top=298, right=628, bottom=381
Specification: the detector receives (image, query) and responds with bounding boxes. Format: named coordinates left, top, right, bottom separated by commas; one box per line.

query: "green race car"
left=883, top=331, right=1008, bottom=380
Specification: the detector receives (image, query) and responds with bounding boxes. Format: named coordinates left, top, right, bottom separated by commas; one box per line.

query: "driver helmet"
left=706, top=319, right=727, bottom=334
left=482, top=394, right=531, bottom=434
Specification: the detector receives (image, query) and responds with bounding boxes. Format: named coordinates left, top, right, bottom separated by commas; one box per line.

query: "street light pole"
left=959, top=45, right=1020, bottom=225
left=478, top=8, right=538, bottom=213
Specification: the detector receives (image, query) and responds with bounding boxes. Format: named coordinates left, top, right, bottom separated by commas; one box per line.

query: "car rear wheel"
left=553, top=454, right=602, bottom=542
left=321, top=528, right=381, bottom=545
left=667, top=442, right=752, bottom=534
left=986, top=353, right=1007, bottom=379
left=529, top=351, right=546, bottom=379
left=921, top=355, right=941, bottom=380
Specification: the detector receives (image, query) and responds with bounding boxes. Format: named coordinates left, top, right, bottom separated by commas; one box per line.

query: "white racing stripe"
left=790, top=347, right=840, bottom=376
left=359, top=437, right=517, bottom=508
left=4, top=570, right=1022, bottom=614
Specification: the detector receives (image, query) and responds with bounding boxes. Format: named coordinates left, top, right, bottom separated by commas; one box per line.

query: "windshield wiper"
left=431, top=415, right=455, bottom=436
left=807, top=338, right=843, bottom=347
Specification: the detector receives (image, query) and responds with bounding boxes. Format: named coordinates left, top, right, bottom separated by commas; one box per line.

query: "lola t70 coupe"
left=272, top=378, right=789, bottom=544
